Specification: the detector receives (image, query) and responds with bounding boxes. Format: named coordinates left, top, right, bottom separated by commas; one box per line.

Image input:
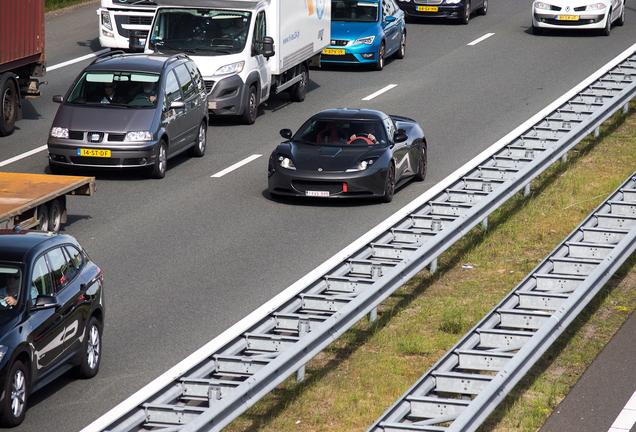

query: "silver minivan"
left=47, top=52, right=208, bottom=178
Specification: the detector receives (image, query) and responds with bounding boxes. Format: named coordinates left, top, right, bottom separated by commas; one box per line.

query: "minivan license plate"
left=78, top=148, right=111, bottom=157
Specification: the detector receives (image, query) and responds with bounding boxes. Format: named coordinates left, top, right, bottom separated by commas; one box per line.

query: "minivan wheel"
left=189, top=121, right=207, bottom=157
left=1, top=361, right=28, bottom=427
left=150, top=140, right=167, bottom=179
left=76, top=317, right=102, bottom=379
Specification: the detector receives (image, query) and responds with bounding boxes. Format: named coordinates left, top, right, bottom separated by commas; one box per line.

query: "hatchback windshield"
left=67, top=71, right=160, bottom=107
left=0, top=265, right=22, bottom=314
left=332, top=1, right=379, bottom=22
left=294, top=119, right=388, bottom=146
left=149, top=9, right=251, bottom=54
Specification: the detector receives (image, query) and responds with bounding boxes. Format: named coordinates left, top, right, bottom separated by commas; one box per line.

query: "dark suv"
left=0, top=229, right=104, bottom=427
left=47, top=52, right=208, bottom=179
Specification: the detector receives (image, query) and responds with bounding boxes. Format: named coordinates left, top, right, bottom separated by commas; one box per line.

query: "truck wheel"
left=0, top=78, right=18, bottom=137
left=289, top=65, right=308, bottom=102
left=0, top=360, right=28, bottom=427
left=37, top=205, right=50, bottom=231
left=241, top=86, right=258, bottom=125
left=49, top=199, right=63, bottom=233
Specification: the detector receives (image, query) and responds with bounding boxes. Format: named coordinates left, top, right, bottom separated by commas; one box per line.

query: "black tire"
left=241, top=86, right=258, bottom=125
left=460, top=0, right=471, bottom=24
left=188, top=121, right=207, bottom=157
left=289, top=64, right=308, bottom=102
left=48, top=199, right=63, bottom=233
left=37, top=205, right=50, bottom=231
left=381, top=163, right=396, bottom=203
left=75, top=317, right=102, bottom=379
left=0, top=360, right=28, bottom=427
left=478, top=0, right=488, bottom=15
left=617, top=5, right=625, bottom=26
left=0, top=77, right=18, bottom=137
left=376, top=42, right=385, bottom=71
left=414, top=142, right=427, bottom=182
left=150, top=140, right=167, bottom=179
left=532, top=24, right=543, bottom=35
left=394, top=31, right=406, bottom=59
left=600, top=10, right=612, bottom=36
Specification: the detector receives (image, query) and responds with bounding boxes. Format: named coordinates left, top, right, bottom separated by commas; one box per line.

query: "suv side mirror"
left=129, top=30, right=145, bottom=53
left=33, top=295, right=60, bottom=311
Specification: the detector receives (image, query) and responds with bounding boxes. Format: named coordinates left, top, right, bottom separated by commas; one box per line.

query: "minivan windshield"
left=66, top=71, right=160, bottom=107
left=332, top=1, right=379, bottom=22
left=149, top=9, right=252, bottom=55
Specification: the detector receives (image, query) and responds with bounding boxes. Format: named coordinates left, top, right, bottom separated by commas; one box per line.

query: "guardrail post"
left=369, top=307, right=378, bottom=323
left=430, top=258, right=437, bottom=274
left=482, top=217, right=488, bottom=231
left=296, top=321, right=310, bottom=383
left=623, top=103, right=629, bottom=114
left=524, top=183, right=531, bottom=197
left=594, top=126, right=600, bottom=138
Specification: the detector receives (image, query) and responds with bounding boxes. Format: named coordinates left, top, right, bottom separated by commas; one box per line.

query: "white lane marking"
left=0, top=145, right=47, bottom=167
left=362, top=84, right=398, bottom=101
left=47, top=49, right=111, bottom=72
left=211, top=154, right=262, bottom=178
left=468, top=33, right=495, bottom=46
left=608, top=390, right=636, bottom=431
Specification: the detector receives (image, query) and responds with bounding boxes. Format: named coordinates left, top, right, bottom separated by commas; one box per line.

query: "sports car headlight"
left=534, top=2, right=551, bottom=9
left=353, top=36, right=375, bottom=45
left=0, top=346, right=8, bottom=364
left=50, top=127, right=69, bottom=139
left=214, top=61, right=245, bottom=76
left=125, top=131, right=153, bottom=141
left=277, top=155, right=296, bottom=170
left=586, top=2, right=607, bottom=10
left=346, top=159, right=375, bottom=172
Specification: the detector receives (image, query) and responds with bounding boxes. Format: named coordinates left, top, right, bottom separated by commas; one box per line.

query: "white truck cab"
left=98, top=0, right=158, bottom=50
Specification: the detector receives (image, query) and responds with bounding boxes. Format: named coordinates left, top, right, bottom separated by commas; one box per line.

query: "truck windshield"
left=332, top=1, right=379, bottom=22
left=66, top=71, right=160, bottom=107
left=149, top=9, right=252, bottom=55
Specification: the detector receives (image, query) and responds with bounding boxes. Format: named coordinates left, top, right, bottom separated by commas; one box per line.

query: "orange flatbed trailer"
left=0, top=173, right=95, bottom=232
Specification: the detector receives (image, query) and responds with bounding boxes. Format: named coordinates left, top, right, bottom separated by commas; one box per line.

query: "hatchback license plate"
left=306, top=191, right=329, bottom=197
left=323, top=48, right=345, bottom=55
left=556, top=14, right=579, bottom=21
left=417, top=6, right=438, bottom=11
left=78, top=148, right=111, bottom=157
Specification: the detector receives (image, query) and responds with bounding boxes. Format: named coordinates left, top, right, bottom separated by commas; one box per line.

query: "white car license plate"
left=306, top=191, right=329, bottom=197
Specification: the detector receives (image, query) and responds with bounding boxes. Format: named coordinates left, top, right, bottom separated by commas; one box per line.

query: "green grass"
left=221, top=102, right=636, bottom=432
left=44, top=0, right=92, bottom=13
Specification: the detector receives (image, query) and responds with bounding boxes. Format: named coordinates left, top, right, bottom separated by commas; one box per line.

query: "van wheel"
left=49, top=199, right=63, bottom=233
left=289, top=64, right=308, bottom=102
left=241, top=86, right=258, bottom=125
left=150, top=140, right=167, bottom=179
left=0, top=78, right=18, bottom=137
left=75, top=317, right=102, bottom=379
left=0, top=361, right=28, bottom=427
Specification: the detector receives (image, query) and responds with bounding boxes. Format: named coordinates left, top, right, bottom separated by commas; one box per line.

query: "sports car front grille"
left=292, top=180, right=343, bottom=194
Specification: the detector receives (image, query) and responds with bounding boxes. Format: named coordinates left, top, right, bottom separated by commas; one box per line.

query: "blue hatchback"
left=321, top=0, right=406, bottom=70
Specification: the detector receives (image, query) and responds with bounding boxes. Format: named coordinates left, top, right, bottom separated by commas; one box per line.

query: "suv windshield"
left=332, top=1, right=379, bottom=22
left=149, top=9, right=251, bottom=54
left=66, top=71, right=160, bottom=107
left=0, top=265, right=22, bottom=315
left=294, top=119, right=388, bottom=146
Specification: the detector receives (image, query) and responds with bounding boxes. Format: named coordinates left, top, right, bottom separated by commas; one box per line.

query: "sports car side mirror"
left=394, top=132, right=408, bottom=143
left=280, top=129, right=293, bottom=139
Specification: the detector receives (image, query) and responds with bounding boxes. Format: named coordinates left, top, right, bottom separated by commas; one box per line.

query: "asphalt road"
left=2, top=1, right=636, bottom=430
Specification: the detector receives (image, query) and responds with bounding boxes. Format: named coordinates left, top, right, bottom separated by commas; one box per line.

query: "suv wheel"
left=76, top=317, right=102, bottom=379
left=1, top=361, right=27, bottom=427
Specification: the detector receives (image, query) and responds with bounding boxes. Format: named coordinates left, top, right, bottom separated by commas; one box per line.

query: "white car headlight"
left=277, top=155, right=296, bottom=170
left=534, top=2, right=552, bottom=10
left=50, top=127, right=69, bottom=139
left=214, top=61, right=245, bottom=76
left=445, top=0, right=462, bottom=4
left=125, top=131, right=153, bottom=142
left=587, top=2, right=607, bottom=10
left=353, top=36, right=375, bottom=45
left=346, top=159, right=375, bottom=172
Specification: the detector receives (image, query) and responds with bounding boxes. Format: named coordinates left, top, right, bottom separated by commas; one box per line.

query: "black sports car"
left=267, top=108, right=427, bottom=202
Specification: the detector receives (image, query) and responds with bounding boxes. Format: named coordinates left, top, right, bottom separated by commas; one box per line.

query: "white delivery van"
left=145, top=0, right=330, bottom=124
left=97, top=0, right=158, bottom=49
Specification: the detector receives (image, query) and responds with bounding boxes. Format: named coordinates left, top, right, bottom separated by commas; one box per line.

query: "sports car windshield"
left=332, top=1, right=379, bottom=22
left=66, top=71, right=160, bottom=107
left=293, top=119, right=388, bottom=146
left=149, top=9, right=251, bottom=54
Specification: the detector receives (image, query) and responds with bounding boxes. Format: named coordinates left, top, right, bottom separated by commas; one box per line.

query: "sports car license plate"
left=556, top=14, right=579, bottom=21
left=323, top=48, right=345, bottom=55
left=306, top=191, right=329, bottom=197
left=78, top=148, right=111, bottom=157
left=417, top=6, right=438, bottom=11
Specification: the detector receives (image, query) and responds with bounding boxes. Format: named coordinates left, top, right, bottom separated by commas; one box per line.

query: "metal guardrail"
left=85, top=44, right=636, bottom=432
left=367, top=171, right=636, bottom=432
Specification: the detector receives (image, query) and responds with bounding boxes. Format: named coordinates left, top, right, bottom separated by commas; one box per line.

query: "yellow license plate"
left=417, top=6, right=438, bottom=11
left=556, top=14, right=579, bottom=21
left=323, top=48, right=345, bottom=55
left=78, top=148, right=111, bottom=157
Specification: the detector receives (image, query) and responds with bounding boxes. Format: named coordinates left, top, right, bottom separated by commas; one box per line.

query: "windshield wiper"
left=154, top=42, right=195, bottom=53
left=194, top=47, right=233, bottom=54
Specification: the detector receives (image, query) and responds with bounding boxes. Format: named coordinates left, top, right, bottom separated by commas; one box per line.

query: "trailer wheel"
left=0, top=78, right=18, bottom=137
left=37, top=205, right=50, bottom=231
left=49, top=199, right=63, bottom=233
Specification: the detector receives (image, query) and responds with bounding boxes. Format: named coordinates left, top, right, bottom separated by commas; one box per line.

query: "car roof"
left=311, top=108, right=386, bottom=121
left=0, top=230, right=75, bottom=263
left=86, top=53, right=188, bottom=74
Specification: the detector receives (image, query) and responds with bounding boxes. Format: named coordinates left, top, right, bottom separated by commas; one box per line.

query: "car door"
left=162, top=69, right=187, bottom=152
left=173, top=63, right=200, bottom=148
left=382, top=0, right=399, bottom=54
left=384, top=117, right=412, bottom=179
left=252, top=10, right=271, bottom=102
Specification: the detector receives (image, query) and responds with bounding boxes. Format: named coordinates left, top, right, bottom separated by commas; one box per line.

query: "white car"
left=532, top=0, right=625, bottom=35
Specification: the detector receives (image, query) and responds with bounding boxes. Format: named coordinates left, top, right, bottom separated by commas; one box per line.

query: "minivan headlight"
left=50, top=127, right=69, bottom=139
left=125, top=131, right=153, bottom=141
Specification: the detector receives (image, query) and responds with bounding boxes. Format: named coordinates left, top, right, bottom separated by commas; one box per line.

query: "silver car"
left=47, top=52, right=208, bottom=178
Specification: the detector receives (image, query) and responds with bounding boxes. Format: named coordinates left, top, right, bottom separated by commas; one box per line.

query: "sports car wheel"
left=76, top=317, right=102, bottom=379
left=290, top=64, right=308, bottom=102
left=478, top=0, right=488, bottom=15
left=150, top=140, right=167, bottom=179
left=460, top=0, right=471, bottom=24
left=600, top=10, right=612, bottom=36
left=415, top=143, right=427, bottom=182
left=1, top=361, right=27, bottom=427
left=394, top=32, right=406, bottom=59
left=241, top=85, right=258, bottom=125
left=189, top=121, right=207, bottom=157
left=382, top=163, right=396, bottom=203
left=376, top=42, right=385, bottom=71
